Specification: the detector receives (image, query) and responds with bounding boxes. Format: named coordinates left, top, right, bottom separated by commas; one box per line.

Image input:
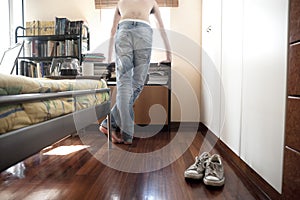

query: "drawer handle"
left=288, top=96, right=300, bottom=100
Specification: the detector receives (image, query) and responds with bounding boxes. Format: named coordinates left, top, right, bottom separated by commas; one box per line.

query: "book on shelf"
left=55, top=17, right=69, bottom=35
left=25, top=18, right=87, bottom=37
left=31, top=40, right=39, bottom=57
left=20, top=60, right=50, bottom=78
left=69, top=20, right=84, bottom=35
left=23, top=39, right=79, bottom=58
left=26, top=21, right=39, bottom=36
left=55, top=17, right=86, bottom=36
left=26, top=20, right=55, bottom=36
left=39, top=21, right=55, bottom=35
left=47, top=41, right=55, bottom=57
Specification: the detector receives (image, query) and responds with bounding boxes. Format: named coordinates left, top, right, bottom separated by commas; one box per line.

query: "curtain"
left=95, top=0, right=178, bottom=9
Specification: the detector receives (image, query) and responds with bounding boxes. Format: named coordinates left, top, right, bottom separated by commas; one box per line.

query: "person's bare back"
left=118, top=0, right=156, bottom=22
left=107, top=0, right=172, bottom=63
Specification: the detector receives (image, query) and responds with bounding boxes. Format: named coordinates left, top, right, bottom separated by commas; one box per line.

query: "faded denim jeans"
left=102, top=20, right=153, bottom=143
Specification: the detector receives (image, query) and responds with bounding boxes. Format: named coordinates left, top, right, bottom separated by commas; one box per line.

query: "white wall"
left=170, top=1, right=201, bottom=122
left=25, top=0, right=105, bottom=51
left=25, top=0, right=202, bottom=122
left=201, top=0, right=288, bottom=193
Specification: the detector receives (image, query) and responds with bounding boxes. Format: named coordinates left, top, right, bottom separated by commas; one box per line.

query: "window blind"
left=95, top=0, right=178, bottom=9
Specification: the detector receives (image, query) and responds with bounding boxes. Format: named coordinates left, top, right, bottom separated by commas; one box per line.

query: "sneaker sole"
left=184, top=172, right=203, bottom=180
left=203, top=177, right=225, bottom=186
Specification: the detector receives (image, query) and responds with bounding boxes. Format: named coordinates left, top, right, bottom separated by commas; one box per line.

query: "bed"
left=0, top=73, right=111, bottom=172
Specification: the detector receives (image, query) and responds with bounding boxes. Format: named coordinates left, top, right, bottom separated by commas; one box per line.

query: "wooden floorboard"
left=1, top=124, right=261, bottom=200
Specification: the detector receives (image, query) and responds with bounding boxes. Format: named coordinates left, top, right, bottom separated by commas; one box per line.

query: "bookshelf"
left=15, top=18, right=90, bottom=77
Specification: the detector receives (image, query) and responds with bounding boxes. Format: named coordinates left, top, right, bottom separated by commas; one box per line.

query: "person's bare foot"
left=99, top=125, right=108, bottom=135
left=111, top=130, right=123, bottom=143
left=123, top=140, right=133, bottom=145
left=99, top=125, right=122, bottom=143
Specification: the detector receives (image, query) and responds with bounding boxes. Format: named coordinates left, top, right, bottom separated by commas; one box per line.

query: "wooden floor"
left=0, top=124, right=263, bottom=200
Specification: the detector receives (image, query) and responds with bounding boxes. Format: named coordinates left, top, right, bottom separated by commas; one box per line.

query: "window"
left=0, top=1, right=10, bottom=56
left=95, top=0, right=178, bottom=9
left=0, top=0, right=23, bottom=56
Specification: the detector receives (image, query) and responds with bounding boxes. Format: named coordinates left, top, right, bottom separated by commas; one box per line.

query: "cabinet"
left=202, top=0, right=288, bottom=194
left=107, top=63, right=171, bottom=126
left=283, top=0, right=300, bottom=198
left=14, top=21, right=89, bottom=77
left=289, top=0, right=300, bottom=43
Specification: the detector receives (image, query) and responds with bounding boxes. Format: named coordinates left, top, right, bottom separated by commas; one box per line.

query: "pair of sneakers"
left=184, top=152, right=225, bottom=187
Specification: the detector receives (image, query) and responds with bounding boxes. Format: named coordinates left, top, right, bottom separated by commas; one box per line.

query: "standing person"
left=99, top=0, right=172, bottom=144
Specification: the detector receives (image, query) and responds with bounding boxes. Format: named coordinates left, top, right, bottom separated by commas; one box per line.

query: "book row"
left=19, top=61, right=51, bottom=78
left=25, top=18, right=88, bottom=37
left=23, top=40, right=87, bottom=58
left=55, top=18, right=87, bottom=36
left=26, top=21, right=55, bottom=36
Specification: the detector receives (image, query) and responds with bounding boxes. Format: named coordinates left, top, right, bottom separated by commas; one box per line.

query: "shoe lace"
left=193, top=157, right=201, bottom=168
left=194, top=155, right=209, bottom=169
left=204, top=160, right=222, bottom=178
left=189, top=154, right=210, bottom=170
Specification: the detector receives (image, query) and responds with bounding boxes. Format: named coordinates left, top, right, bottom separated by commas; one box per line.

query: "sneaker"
left=184, top=152, right=211, bottom=179
left=203, top=154, right=225, bottom=186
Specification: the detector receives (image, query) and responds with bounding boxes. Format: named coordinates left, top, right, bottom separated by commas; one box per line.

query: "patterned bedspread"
left=0, top=73, right=109, bottom=134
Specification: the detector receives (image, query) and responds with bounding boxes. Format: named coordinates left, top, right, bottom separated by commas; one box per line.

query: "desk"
left=108, top=63, right=171, bottom=126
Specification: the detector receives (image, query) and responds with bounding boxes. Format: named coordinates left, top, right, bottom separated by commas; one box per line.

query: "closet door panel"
left=240, top=0, right=288, bottom=193
left=220, top=0, right=243, bottom=155
left=201, top=0, right=222, bottom=137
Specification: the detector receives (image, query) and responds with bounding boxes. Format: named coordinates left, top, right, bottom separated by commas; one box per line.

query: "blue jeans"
left=102, top=21, right=153, bottom=142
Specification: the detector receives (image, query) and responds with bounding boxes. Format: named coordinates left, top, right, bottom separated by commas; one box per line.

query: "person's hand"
left=158, top=52, right=172, bottom=66
left=158, top=59, right=171, bottom=66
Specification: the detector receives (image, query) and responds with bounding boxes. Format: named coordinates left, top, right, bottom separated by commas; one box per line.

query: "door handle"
left=206, top=25, right=212, bottom=32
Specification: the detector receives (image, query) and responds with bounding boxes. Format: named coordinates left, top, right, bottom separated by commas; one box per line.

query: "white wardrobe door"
left=220, top=0, right=244, bottom=155
left=240, top=0, right=288, bottom=193
left=201, top=0, right=222, bottom=137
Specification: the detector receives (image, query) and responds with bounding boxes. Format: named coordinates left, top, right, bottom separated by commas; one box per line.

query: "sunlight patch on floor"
left=43, top=145, right=90, bottom=156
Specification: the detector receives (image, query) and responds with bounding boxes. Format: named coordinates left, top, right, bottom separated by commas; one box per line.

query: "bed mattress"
left=0, top=73, right=109, bottom=134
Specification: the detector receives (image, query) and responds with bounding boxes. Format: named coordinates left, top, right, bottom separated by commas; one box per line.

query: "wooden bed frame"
left=0, top=88, right=111, bottom=172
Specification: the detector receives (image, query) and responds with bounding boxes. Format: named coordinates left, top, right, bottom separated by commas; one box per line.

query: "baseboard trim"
left=170, top=122, right=282, bottom=200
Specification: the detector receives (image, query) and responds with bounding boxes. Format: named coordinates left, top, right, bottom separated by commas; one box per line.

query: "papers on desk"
left=106, top=63, right=170, bottom=85
left=147, top=72, right=169, bottom=85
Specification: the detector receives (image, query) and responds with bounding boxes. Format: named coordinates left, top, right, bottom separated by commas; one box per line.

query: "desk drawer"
left=108, top=85, right=169, bottom=125
left=288, top=43, right=300, bottom=95
left=285, top=97, right=300, bottom=152
left=283, top=146, right=300, bottom=199
left=289, top=0, right=300, bottom=43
